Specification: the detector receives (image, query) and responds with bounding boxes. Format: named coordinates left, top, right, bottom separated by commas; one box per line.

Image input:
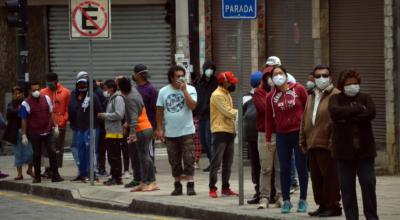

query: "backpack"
left=242, top=93, right=258, bottom=142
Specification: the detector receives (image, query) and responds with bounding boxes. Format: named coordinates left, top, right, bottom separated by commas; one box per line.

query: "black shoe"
left=318, top=208, right=342, bottom=217
left=308, top=206, right=325, bottom=216
left=171, top=181, right=183, bottom=196
left=103, top=178, right=123, bottom=186
left=32, top=178, right=41, bottom=183
left=247, top=196, right=260, bottom=204
left=71, top=176, right=84, bottom=182
left=52, top=176, right=64, bottom=182
left=42, top=168, right=52, bottom=179
left=187, top=182, right=196, bottom=196
left=203, top=166, right=210, bottom=172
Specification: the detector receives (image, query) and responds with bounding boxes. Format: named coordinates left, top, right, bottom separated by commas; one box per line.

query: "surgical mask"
left=103, top=91, right=110, bottom=98
left=306, top=81, right=315, bottom=90
left=205, top=69, right=214, bottom=78
left=272, top=74, right=286, bottom=87
left=32, top=90, right=40, bottom=98
left=344, top=84, right=360, bottom=97
left=227, top=84, right=236, bottom=92
left=47, top=82, right=57, bottom=90
left=267, top=77, right=274, bottom=87
left=315, top=77, right=331, bottom=90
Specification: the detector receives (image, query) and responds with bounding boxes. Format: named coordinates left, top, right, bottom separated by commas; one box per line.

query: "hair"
left=337, top=69, right=361, bottom=91
left=167, top=65, right=186, bottom=83
left=312, top=65, right=331, bottom=76
left=46, top=72, right=58, bottom=82
left=104, top=79, right=117, bottom=92
left=11, top=86, right=23, bottom=93
left=29, top=80, right=40, bottom=89
left=270, top=66, right=288, bottom=78
left=117, top=77, right=132, bottom=94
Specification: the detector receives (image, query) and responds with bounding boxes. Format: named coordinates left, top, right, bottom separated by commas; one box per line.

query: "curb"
left=0, top=180, right=282, bottom=220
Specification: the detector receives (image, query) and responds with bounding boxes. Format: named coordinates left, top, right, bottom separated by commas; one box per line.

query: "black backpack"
left=243, top=93, right=258, bottom=142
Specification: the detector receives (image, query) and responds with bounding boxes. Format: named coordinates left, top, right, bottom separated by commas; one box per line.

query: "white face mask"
left=205, top=69, right=214, bottom=78
left=344, top=84, right=360, bottom=97
left=103, top=91, right=110, bottom=98
left=32, top=90, right=40, bottom=98
left=272, top=74, right=286, bottom=87
left=315, top=77, right=331, bottom=90
left=306, top=81, right=315, bottom=90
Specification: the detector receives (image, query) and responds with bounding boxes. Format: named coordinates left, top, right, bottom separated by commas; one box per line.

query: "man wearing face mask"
left=305, top=72, right=316, bottom=95
left=208, top=71, right=238, bottom=198
left=328, top=69, right=378, bottom=220
left=40, top=73, right=70, bottom=176
left=300, top=65, right=342, bottom=217
left=194, top=60, right=218, bottom=172
left=20, top=81, right=64, bottom=183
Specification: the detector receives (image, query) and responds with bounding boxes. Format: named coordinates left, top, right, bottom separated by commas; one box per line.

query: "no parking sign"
left=69, top=0, right=111, bottom=39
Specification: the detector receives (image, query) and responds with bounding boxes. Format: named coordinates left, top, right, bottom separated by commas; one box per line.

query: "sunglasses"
left=314, top=74, right=329, bottom=79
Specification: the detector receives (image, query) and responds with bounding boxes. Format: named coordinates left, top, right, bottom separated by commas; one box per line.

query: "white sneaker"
left=258, top=198, right=268, bottom=209
left=123, top=171, right=130, bottom=179
left=194, top=162, right=200, bottom=169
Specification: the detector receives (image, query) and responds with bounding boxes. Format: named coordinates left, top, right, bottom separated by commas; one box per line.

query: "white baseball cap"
left=76, top=71, right=88, bottom=79
left=266, top=56, right=282, bottom=66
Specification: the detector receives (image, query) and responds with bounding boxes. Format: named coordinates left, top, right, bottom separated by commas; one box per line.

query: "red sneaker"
left=221, top=188, right=238, bottom=196
left=209, top=188, right=218, bottom=198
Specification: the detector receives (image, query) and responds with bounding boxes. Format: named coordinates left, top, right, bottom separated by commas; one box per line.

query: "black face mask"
left=227, top=84, right=236, bottom=92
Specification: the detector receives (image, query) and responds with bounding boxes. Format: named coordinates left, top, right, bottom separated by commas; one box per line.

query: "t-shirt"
left=156, top=84, right=197, bottom=138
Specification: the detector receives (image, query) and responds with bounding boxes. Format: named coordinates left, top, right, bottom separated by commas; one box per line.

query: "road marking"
left=0, top=191, right=175, bottom=220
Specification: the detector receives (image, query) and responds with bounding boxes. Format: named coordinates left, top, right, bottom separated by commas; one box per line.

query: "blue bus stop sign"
left=222, top=0, right=258, bottom=20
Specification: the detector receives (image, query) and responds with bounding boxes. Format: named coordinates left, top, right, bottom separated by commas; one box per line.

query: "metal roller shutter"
left=329, top=0, right=385, bottom=148
left=48, top=5, right=172, bottom=90
left=266, top=0, right=313, bottom=85
left=211, top=0, right=252, bottom=105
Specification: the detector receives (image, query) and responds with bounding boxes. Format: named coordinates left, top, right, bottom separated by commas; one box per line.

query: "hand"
left=300, top=143, right=307, bottom=154
left=53, top=126, right=59, bottom=138
left=266, top=142, right=273, bottom=152
left=127, top=134, right=137, bottom=144
left=97, top=113, right=105, bottom=119
left=155, top=128, right=164, bottom=142
left=123, top=122, right=130, bottom=135
left=179, top=82, right=187, bottom=91
left=22, top=134, right=28, bottom=146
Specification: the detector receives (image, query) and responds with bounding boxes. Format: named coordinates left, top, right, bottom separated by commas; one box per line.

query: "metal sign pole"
left=89, top=39, right=95, bottom=186
left=237, top=20, right=244, bottom=206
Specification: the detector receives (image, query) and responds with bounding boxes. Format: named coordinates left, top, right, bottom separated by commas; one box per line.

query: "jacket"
left=104, top=92, right=125, bottom=134
left=41, top=83, right=70, bottom=128
left=194, top=60, right=218, bottom=120
left=3, top=101, right=21, bottom=145
left=300, top=85, right=340, bottom=151
left=123, top=87, right=152, bottom=135
left=265, top=82, right=308, bottom=142
left=210, top=86, right=237, bottom=134
left=23, top=95, right=53, bottom=136
left=328, top=92, right=377, bottom=160
left=68, top=91, right=102, bottom=131
left=253, top=88, right=267, bottom=132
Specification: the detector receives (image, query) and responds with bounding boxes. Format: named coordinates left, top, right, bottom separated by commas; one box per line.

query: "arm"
left=356, top=94, right=376, bottom=121
left=253, top=89, right=266, bottom=114
left=328, top=94, right=363, bottom=121
left=155, top=107, right=164, bottom=141
left=299, top=95, right=311, bottom=152
left=181, top=84, right=197, bottom=110
left=211, top=93, right=238, bottom=119
left=264, top=93, right=274, bottom=142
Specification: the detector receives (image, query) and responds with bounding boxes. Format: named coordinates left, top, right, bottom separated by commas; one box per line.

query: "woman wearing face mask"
left=264, top=66, right=309, bottom=214
left=328, top=69, right=379, bottom=220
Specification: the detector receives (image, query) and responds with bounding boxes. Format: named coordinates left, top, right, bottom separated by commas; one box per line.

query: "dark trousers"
left=199, top=117, right=212, bottom=162
left=276, top=131, right=308, bottom=201
left=49, top=128, right=66, bottom=168
left=30, top=134, right=59, bottom=179
left=209, top=132, right=235, bottom=189
left=121, top=135, right=130, bottom=172
left=129, top=142, right=141, bottom=181
left=98, top=129, right=106, bottom=172
left=336, top=158, right=379, bottom=220
left=105, top=138, right=122, bottom=179
left=309, top=149, right=341, bottom=209
left=136, top=129, right=155, bottom=182
left=247, top=140, right=260, bottom=195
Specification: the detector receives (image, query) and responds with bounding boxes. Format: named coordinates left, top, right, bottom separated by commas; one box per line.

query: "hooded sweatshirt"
left=194, top=60, right=218, bottom=120
left=103, top=91, right=125, bottom=135
left=265, top=82, right=308, bottom=142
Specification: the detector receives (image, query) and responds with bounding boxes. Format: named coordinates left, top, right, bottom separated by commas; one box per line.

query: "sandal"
left=130, top=185, right=143, bottom=192
left=142, top=182, right=160, bottom=192
left=26, top=170, right=34, bottom=178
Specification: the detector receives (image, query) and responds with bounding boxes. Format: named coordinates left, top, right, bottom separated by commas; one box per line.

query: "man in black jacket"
left=194, top=60, right=218, bottom=172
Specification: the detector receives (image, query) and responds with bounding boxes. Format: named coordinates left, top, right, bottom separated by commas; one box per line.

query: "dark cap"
left=134, top=64, right=148, bottom=74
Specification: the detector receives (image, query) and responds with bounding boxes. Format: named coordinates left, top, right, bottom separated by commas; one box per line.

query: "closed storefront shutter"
left=48, top=5, right=172, bottom=90
left=330, top=0, right=385, bottom=148
left=266, top=0, right=314, bottom=85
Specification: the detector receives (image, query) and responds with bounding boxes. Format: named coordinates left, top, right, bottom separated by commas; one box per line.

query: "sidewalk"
left=1, top=149, right=399, bottom=220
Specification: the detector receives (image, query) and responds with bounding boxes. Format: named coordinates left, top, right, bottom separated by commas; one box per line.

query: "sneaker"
left=318, top=207, right=342, bottom=217
left=258, top=198, right=268, bottom=209
left=281, top=200, right=293, bottom=214
left=187, top=182, right=196, bottom=196
left=42, top=168, right=52, bottom=179
left=32, top=178, right=41, bottom=184
left=203, top=166, right=210, bottom=172
left=103, top=178, right=123, bottom=186
left=98, top=170, right=108, bottom=177
left=194, top=162, right=200, bottom=169
left=247, top=195, right=260, bottom=205
left=0, top=171, right=9, bottom=179
left=221, top=188, right=238, bottom=196
left=123, top=171, right=130, bottom=179
left=308, top=206, right=325, bottom=217
left=297, top=200, right=308, bottom=213
left=51, top=176, right=64, bottom=182
left=171, top=181, right=183, bottom=196
left=274, top=196, right=282, bottom=208
left=209, top=188, right=218, bottom=198
left=290, top=185, right=299, bottom=194
left=124, top=180, right=140, bottom=188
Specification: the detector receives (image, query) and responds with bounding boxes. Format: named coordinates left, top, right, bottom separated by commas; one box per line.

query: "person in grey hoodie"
left=98, top=80, right=125, bottom=185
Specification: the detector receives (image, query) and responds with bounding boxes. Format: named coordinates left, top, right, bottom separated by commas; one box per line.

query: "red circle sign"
left=72, top=1, right=108, bottom=37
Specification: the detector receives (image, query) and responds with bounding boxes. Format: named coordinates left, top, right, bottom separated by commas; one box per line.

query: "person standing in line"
left=20, top=81, right=64, bottom=183
left=208, top=71, right=239, bottom=198
left=98, top=80, right=125, bottom=185
left=40, top=73, right=70, bottom=177
left=194, top=60, right=218, bottom=172
left=328, top=69, right=379, bottom=220
left=305, top=72, right=316, bottom=95
left=118, top=77, right=158, bottom=192
left=300, top=65, right=342, bottom=217
left=265, top=66, right=309, bottom=213
left=190, top=71, right=202, bottom=169
left=155, top=65, right=197, bottom=196
left=3, top=86, right=33, bottom=180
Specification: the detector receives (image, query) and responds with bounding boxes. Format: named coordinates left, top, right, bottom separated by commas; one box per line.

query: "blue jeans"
left=76, top=129, right=99, bottom=177
left=198, top=117, right=212, bottom=162
left=71, top=131, right=80, bottom=168
left=276, top=131, right=308, bottom=201
left=291, top=153, right=298, bottom=186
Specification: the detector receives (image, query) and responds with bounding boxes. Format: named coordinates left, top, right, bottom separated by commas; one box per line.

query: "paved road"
left=0, top=190, right=188, bottom=220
